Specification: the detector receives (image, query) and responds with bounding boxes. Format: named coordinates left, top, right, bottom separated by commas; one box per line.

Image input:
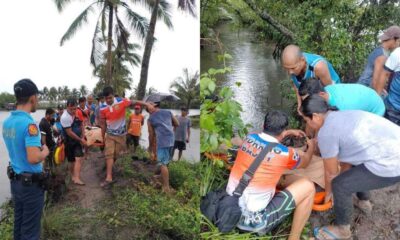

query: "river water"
left=0, top=109, right=199, bottom=204
left=201, top=24, right=290, bottom=131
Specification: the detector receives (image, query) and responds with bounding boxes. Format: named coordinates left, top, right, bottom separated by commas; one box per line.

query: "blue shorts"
left=157, top=147, right=173, bottom=165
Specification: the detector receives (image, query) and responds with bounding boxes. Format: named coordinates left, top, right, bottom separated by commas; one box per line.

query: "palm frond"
left=101, top=5, right=107, bottom=42
left=53, top=0, right=73, bottom=12
left=121, top=2, right=149, bottom=40
left=178, top=0, right=197, bottom=17
left=90, top=10, right=106, bottom=68
left=115, top=10, right=130, bottom=56
left=158, top=0, right=174, bottom=29
left=60, top=2, right=99, bottom=46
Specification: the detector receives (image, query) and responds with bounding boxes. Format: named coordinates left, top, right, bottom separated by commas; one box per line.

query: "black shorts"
left=65, top=141, right=84, bottom=162
left=237, top=189, right=296, bottom=234
left=127, top=134, right=140, bottom=147
left=174, top=141, right=186, bottom=151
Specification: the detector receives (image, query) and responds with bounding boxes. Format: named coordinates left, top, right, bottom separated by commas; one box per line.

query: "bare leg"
left=105, top=158, right=114, bottom=182
left=178, top=150, right=183, bottom=161
left=160, top=165, right=170, bottom=192
left=69, top=162, right=74, bottom=176
left=133, top=145, right=137, bottom=154
left=72, top=157, right=84, bottom=184
left=285, top=178, right=315, bottom=240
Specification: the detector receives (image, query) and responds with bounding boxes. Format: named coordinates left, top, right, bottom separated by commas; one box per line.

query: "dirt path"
left=64, top=151, right=105, bottom=209
left=309, top=183, right=400, bottom=239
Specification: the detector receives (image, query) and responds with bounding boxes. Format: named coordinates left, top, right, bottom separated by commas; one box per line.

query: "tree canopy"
left=201, top=0, right=400, bottom=82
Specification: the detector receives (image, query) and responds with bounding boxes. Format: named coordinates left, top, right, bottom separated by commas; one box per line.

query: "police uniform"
left=2, top=79, right=45, bottom=240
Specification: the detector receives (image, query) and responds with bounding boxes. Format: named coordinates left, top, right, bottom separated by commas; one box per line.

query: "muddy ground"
left=308, top=183, right=400, bottom=239
left=50, top=145, right=400, bottom=239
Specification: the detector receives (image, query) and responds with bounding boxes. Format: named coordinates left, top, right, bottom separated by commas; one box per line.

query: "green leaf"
left=209, top=134, right=218, bottom=150
left=208, top=81, right=216, bottom=93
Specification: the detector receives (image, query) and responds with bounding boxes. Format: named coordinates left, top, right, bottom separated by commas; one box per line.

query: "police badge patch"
left=28, top=124, right=39, bottom=136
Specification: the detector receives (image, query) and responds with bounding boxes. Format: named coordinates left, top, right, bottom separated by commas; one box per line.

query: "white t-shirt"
left=60, top=111, right=74, bottom=128
left=318, top=110, right=400, bottom=177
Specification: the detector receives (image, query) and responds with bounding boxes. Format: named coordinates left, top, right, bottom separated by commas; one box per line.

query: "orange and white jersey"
left=99, top=97, right=131, bottom=136
left=226, top=133, right=301, bottom=212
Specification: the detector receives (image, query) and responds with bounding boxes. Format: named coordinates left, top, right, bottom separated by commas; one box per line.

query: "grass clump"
left=0, top=201, right=13, bottom=240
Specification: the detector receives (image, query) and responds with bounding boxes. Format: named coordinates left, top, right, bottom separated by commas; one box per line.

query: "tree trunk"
left=243, top=0, right=295, bottom=40
left=187, top=98, right=191, bottom=110
left=105, top=2, right=114, bottom=86
left=137, top=0, right=160, bottom=100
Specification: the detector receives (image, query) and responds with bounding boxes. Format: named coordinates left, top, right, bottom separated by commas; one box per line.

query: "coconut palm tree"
left=42, top=87, right=49, bottom=101
left=93, top=42, right=141, bottom=96
left=137, top=0, right=174, bottom=100
left=169, top=68, right=199, bottom=109
left=54, top=0, right=149, bottom=86
left=49, top=87, right=58, bottom=103
left=56, top=86, right=63, bottom=102
left=136, top=0, right=197, bottom=100
left=62, top=86, right=71, bottom=100
left=79, top=85, right=88, bottom=97
left=71, top=88, right=80, bottom=99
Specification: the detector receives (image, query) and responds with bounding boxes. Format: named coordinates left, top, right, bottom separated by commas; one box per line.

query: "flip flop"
left=314, top=226, right=351, bottom=240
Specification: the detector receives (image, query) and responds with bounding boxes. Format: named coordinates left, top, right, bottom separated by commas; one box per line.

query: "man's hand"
left=80, top=138, right=88, bottom=147
left=186, top=138, right=189, bottom=143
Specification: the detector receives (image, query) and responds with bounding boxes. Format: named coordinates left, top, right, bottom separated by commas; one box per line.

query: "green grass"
left=40, top=148, right=201, bottom=240
left=0, top=201, right=13, bottom=240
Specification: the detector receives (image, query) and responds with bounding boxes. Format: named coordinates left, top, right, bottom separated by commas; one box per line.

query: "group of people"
left=2, top=79, right=192, bottom=240
left=226, top=25, right=400, bottom=239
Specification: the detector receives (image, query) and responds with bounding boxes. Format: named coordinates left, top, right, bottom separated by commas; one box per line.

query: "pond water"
left=201, top=23, right=290, bottom=131
left=0, top=109, right=200, bottom=204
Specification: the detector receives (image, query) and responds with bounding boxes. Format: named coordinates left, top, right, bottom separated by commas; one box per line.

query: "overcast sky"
left=0, top=0, right=199, bottom=95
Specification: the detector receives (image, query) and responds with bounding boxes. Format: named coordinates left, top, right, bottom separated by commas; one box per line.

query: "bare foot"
left=72, top=178, right=85, bottom=186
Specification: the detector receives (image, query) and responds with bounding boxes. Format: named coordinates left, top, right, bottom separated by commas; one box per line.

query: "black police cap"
left=14, top=79, right=40, bottom=98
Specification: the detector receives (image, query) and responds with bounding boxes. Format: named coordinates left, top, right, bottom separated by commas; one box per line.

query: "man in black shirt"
left=39, top=108, right=56, bottom=167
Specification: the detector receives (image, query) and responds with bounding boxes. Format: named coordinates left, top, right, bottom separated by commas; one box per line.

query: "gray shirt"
left=318, top=110, right=400, bottom=177
left=174, top=116, right=191, bottom=142
left=148, top=109, right=174, bottom=148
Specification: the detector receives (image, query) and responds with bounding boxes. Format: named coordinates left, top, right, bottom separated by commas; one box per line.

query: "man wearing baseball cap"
left=359, top=25, right=400, bottom=91
left=370, top=26, right=400, bottom=94
left=127, top=104, right=145, bottom=154
left=379, top=26, right=400, bottom=125
left=2, top=79, right=50, bottom=240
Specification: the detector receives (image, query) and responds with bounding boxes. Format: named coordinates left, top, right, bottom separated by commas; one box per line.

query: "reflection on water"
left=0, top=109, right=199, bottom=204
left=201, top=24, right=289, bottom=131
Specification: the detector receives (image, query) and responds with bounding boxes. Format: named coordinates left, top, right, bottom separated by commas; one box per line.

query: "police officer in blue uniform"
left=2, top=79, right=50, bottom=240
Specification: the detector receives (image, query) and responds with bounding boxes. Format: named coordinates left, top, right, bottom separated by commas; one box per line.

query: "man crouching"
left=226, top=110, right=315, bottom=239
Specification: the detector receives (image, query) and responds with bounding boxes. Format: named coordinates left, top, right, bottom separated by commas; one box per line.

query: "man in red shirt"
left=99, top=87, right=152, bottom=186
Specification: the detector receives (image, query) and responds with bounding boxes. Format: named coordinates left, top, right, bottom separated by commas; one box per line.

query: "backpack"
left=200, top=143, right=277, bottom=233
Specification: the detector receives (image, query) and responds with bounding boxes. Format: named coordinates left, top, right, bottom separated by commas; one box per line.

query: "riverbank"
left=0, top=147, right=200, bottom=239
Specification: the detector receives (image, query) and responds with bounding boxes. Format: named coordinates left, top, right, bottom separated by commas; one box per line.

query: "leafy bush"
left=200, top=53, right=250, bottom=153
left=169, top=161, right=200, bottom=198
left=0, top=201, right=13, bottom=240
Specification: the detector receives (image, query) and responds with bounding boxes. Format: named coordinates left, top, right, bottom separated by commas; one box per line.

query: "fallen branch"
left=242, top=0, right=295, bottom=40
